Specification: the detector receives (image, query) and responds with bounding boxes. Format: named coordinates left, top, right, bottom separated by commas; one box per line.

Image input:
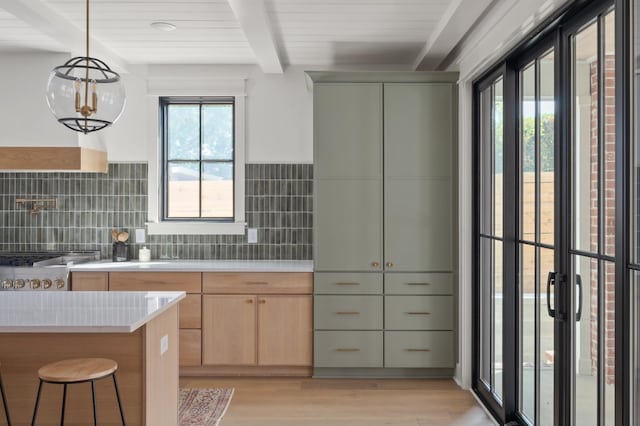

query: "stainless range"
left=0, top=251, right=100, bottom=291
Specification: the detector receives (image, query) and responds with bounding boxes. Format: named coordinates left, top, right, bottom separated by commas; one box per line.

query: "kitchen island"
left=0, top=291, right=184, bottom=425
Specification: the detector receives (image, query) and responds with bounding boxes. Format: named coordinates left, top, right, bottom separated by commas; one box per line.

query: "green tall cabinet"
left=309, top=71, right=458, bottom=377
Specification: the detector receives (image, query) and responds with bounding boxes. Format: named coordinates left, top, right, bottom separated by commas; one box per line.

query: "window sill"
left=146, top=221, right=247, bottom=235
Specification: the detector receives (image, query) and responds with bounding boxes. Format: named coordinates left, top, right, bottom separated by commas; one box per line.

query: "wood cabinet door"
left=257, top=295, right=312, bottom=366
left=202, top=295, right=257, bottom=365
left=71, top=272, right=108, bottom=291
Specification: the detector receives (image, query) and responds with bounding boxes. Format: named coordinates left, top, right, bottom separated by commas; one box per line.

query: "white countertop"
left=69, top=259, right=314, bottom=273
left=0, top=291, right=185, bottom=333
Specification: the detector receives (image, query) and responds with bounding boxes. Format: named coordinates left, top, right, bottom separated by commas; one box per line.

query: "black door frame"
left=471, top=0, right=631, bottom=424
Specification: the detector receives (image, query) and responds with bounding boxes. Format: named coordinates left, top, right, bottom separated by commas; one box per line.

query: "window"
left=160, top=97, right=235, bottom=221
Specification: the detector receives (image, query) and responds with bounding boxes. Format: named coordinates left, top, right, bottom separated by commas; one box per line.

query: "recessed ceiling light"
left=150, top=22, right=177, bottom=32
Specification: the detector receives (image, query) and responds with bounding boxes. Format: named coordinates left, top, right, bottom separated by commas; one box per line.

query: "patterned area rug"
left=179, top=388, right=234, bottom=426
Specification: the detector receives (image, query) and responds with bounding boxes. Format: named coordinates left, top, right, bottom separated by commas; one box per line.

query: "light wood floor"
left=179, top=377, right=496, bottom=426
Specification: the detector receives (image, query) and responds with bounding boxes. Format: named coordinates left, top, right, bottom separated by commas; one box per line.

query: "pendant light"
left=45, top=0, right=125, bottom=134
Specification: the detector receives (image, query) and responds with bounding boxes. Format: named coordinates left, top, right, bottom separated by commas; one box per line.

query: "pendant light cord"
left=84, top=0, right=89, bottom=131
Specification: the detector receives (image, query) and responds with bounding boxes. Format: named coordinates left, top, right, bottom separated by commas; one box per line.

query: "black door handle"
left=547, top=271, right=556, bottom=318
left=576, top=274, right=583, bottom=321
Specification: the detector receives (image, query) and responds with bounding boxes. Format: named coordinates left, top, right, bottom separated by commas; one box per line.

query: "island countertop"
left=69, top=259, right=313, bottom=272
left=0, top=291, right=185, bottom=333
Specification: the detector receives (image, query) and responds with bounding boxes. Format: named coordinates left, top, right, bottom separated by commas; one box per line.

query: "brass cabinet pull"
left=406, top=282, right=431, bottom=286
left=245, top=281, right=269, bottom=285
left=406, top=312, right=431, bottom=315
left=335, top=311, right=360, bottom=315
left=406, top=349, right=431, bottom=352
left=371, top=262, right=380, bottom=268
left=336, top=282, right=360, bottom=286
left=335, top=348, right=360, bottom=352
left=385, top=261, right=394, bottom=268
left=259, top=299, right=266, bottom=304
left=247, top=299, right=254, bottom=304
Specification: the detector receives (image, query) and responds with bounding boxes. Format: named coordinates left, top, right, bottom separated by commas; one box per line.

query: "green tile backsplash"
left=0, top=163, right=312, bottom=260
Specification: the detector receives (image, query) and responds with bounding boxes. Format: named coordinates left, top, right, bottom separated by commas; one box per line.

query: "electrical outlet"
left=160, top=335, right=168, bottom=355
left=135, top=228, right=146, bottom=244
left=247, top=228, right=258, bottom=244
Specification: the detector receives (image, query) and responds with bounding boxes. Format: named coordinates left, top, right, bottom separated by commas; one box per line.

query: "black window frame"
left=159, top=96, right=236, bottom=222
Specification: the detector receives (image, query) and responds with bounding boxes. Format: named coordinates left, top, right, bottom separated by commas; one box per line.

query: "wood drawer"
left=109, top=272, right=201, bottom=293
left=314, top=273, right=382, bottom=294
left=384, top=331, right=454, bottom=368
left=179, top=294, right=202, bottom=329
left=314, top=295, right=382, bottom=330
left=179, top=329, right=202, bottom=367
left=203, top=272, right=312, bottom=294
left=314, top=331, right=383, bottom=368
left=384, top=273, right=454, bottom=295
left=71, top=272, right=108, bottom=291
left=385, top=296, right=453, bottom=330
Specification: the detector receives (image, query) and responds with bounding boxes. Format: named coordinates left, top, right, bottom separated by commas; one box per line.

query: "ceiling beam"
left=225, top=0, right=283, bottom=74
left=0, top=0, right=129, bottom=73
left=413, top=0, right=494, bottom=71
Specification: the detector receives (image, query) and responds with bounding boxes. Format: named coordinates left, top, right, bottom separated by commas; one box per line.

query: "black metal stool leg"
left=112, top=373, right=126, bottom=425
left=60, top=383, right=67, bottom=426
left=0, top=372, right=11, bottom=426
left=91, top=380, right=97, bottom=426
left=30, top=379, right=43, bottom=426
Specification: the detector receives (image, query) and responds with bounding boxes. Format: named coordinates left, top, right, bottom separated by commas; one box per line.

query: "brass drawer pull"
left=406, top=312, right=431, bottom=315
left=245, top=281, right=269, bottom=285
left=335, top=348, right=360, bottom=352
left=259, top=299, right=266, bottom=304
left=335, top=311, right=360, bottom=315
left=406, top=349, right=431, bottom=352
left=336, top=282, right=360, bottom=286
left=371, top=262, right=380, bottom=268
left=247, top=299, right=254, bottom=304
left=406, top=282, right=431, bottom=286
left=385, top=262, right=394, bottom=268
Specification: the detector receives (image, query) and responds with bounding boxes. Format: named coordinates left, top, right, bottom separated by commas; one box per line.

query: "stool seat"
left=38, top=358, right=118, bottom=383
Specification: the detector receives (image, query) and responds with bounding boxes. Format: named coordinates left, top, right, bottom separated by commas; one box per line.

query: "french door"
left=473, top=1, right=630, bottom=425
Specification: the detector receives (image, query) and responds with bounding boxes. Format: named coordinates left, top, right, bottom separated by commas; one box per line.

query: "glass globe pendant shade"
left=46, top=56, right=126, bottom=134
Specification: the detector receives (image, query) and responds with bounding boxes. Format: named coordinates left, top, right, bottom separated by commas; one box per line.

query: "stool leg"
left=30, top=379, right=43, bottom=426
left=112, top=373, right=126, bottom=425
left=60, top=384, right=67, bottom=426
left=91, top=381, right=97, bottom=426
left=0, top=372, right=11, bottom=426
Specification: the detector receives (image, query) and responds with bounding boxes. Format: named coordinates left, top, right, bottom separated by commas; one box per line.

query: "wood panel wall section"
left=71, top=271, right=313, bottom=376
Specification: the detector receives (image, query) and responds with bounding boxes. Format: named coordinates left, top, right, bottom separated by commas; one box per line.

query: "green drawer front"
left=385, top=331, right=455, bottom=368
left=385, top=296, right=453, bottom=330
left=315, top=295, right=383, bottom=330
left=315, top=331, right=383, bottom=367
left=315, top=273, right=383, bottom=294
left=385, top=273, right=453, bottom=295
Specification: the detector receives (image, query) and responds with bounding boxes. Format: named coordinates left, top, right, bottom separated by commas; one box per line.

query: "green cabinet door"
left=385, top=178, right=453, bottom=271
left=314, top=83, right=382, bottom=179
left=384, top=84, right=455, bottom=179
left=315, top=179, right=382, bottom=271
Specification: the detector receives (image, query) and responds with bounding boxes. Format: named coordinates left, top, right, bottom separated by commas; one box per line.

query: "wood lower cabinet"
left=202, top=273, right=313, bottom=369
left=71, top=270, right=313, bottom=374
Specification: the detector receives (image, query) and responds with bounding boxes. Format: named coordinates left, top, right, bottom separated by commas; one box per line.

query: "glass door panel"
left=571, top=11, right=615, bottom=426
left=518, top=50, right=556, bottom=426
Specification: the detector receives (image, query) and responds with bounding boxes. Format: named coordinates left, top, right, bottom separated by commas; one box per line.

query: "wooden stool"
left=0, top=361, right=11, bottom=426
left=31, top=358, right=125, bottom=426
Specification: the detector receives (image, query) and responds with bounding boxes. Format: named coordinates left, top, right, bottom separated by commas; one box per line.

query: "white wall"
left=446, top=0, right=571, bottom=389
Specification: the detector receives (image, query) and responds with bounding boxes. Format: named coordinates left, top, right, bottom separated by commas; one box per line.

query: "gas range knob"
left=42, top=279, right=52, bottom=289
left=14, top=279, right=25, bottom=289
left=1, top=279, right=13, bottom=289
left=30, top=279, right=41, bottom=289
left=55, top=279, right=65, bottom=289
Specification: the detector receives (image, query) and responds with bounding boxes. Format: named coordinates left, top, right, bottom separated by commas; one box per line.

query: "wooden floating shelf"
left=0, top=147, right=107, bottom=173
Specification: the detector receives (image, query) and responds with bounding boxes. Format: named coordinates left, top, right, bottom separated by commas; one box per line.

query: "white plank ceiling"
left=0, top=0, right=494, bottom=70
